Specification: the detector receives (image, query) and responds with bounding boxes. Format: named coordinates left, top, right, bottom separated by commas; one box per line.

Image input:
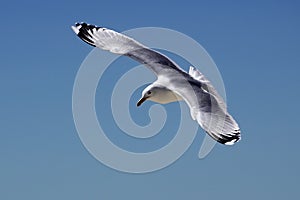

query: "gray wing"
left=189, top=66, right=227, bottom=110
left=71, top=23, right=184, bottom=76
left=165, top=73, right=241, bottom=145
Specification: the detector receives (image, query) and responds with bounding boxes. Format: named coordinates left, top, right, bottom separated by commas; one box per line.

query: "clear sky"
left=1, top=0, right=300, bottom=199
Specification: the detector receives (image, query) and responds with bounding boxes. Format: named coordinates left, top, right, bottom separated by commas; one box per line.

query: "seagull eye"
left=147, top=91, right=152, bottom=95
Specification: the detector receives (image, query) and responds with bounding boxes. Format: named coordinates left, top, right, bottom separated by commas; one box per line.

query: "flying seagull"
left=71, top=23, right=241, bottom=145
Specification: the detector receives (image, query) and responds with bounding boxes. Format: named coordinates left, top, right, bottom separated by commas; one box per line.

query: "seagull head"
left=137, top=84, right=156, bottom=107
left=137, top=84, right=181, bottom=106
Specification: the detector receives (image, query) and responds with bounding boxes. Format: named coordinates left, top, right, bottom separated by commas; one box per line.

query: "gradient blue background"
left=1, top=0, right=299, bottom=199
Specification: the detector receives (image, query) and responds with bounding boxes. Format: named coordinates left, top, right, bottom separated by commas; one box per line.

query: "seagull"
left=71, top=22, right=241, bottom=145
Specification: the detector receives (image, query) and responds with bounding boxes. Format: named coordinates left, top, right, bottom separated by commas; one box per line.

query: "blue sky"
left=1, top=0, right=300, bottom=199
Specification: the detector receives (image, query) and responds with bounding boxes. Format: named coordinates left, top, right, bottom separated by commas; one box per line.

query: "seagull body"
left=72, top=23, right=241, bottom=145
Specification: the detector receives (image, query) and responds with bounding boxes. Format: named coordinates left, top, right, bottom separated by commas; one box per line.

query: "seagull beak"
left=137, top=96, right=148, bottom=107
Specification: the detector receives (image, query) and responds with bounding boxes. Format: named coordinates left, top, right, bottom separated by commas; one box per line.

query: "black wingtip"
left=72, top=22, right=100, bottom=47
left=207, top=129, right=241, bottom=145
left=221, top=130, right=241, bottom=145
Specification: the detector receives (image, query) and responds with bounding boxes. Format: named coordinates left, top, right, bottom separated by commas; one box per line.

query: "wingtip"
left=71, top=22, right=97, bottom=47
left=223, top=131, right=241, bottom=145
left=71, top=22, right=85, bottom=34
left=224, top=138, right=240, bottom=145
left=71, top=25, right=80, bottom=34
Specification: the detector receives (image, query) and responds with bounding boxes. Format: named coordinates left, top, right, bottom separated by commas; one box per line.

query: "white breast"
left=150, top=88, right=182, bottom=104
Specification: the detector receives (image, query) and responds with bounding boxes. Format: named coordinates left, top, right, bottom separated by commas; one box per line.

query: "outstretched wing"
left=165, top=73, right=241, bottom=145
left=71, top=23, right=183, bottom=76
left=189, top=66, right=227, bottom=110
